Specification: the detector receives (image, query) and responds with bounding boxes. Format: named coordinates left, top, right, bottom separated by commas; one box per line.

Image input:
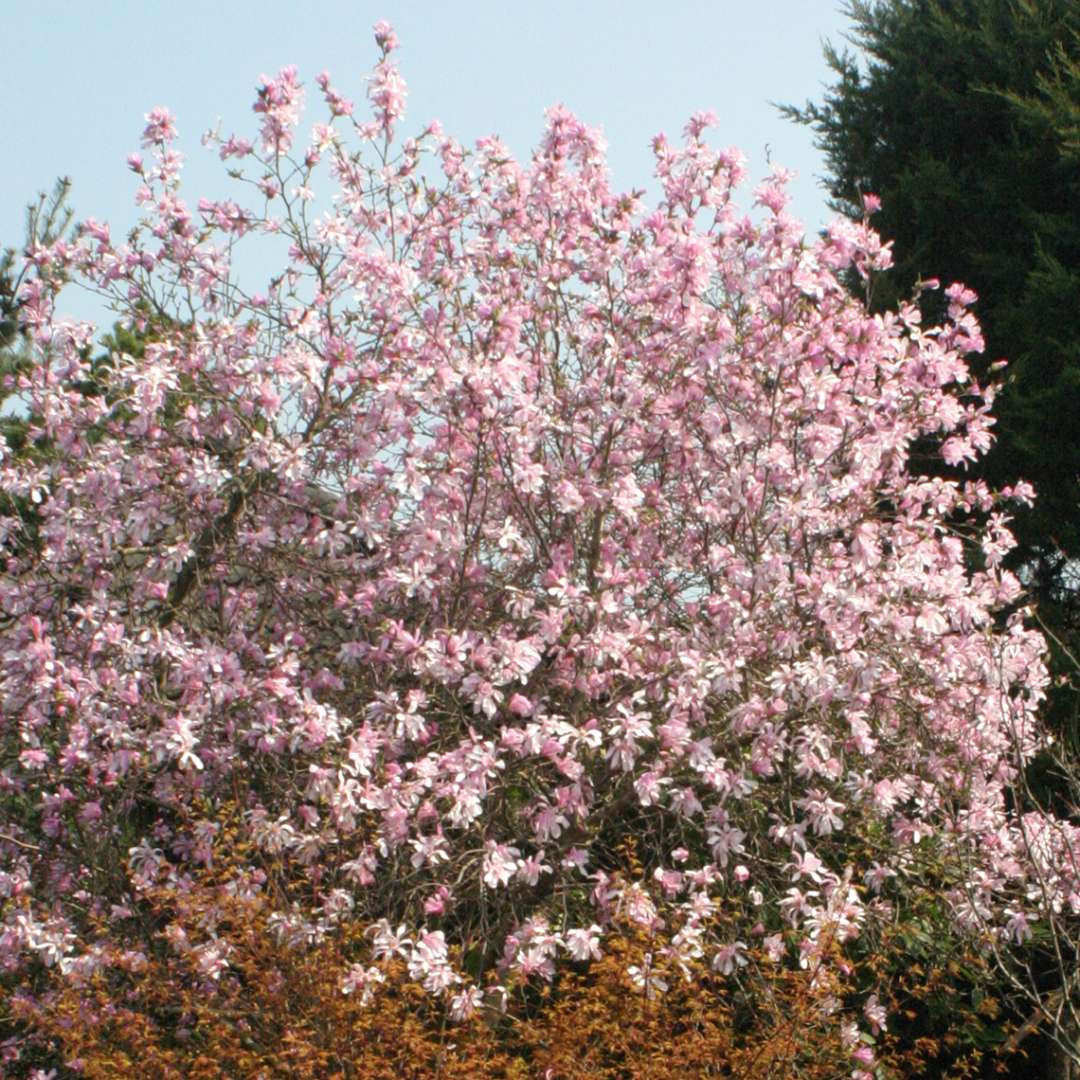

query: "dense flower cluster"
left=2, top=24, right=1076, bottom=1074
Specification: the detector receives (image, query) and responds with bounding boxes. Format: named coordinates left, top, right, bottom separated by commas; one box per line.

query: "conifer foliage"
left=783, top=0, right=1080, bottom=662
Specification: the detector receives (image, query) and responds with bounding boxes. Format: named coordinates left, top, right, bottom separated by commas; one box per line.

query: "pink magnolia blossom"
left=712, top=940, right=749, bottom=976
left=563, top=925, right=603, bottom=962
left=0, top=23, right=1073, bottom=1053
left=341, top=962, right=386, bottom=1006
left=141, top=105, right=176, bottom=146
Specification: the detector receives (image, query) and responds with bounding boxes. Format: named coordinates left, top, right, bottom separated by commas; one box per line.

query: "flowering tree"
left=2, top=23, right=1077, bottom=1075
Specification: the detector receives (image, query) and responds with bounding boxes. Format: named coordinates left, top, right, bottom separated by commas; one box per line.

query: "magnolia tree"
left=2, top=23, right=1078, bottom=1074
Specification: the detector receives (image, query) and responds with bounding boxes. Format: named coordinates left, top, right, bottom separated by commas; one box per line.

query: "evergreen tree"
left=787, top=8, right=1080, bottom=1074
left=0, top=180, right=73, bottom=564
left=784, top=0, right=1080, bottom=732
left=0, top=178, right=73, bottom=454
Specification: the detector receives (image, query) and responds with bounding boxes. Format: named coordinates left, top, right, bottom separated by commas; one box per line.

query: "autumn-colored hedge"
left=2, top=873, right=1017, bottom=1079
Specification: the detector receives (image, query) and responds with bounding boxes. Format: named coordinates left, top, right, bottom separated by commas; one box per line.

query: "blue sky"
left=4, top=1, right=854, bottom=321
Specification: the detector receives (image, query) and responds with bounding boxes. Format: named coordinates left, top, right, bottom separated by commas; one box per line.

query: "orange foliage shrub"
left=0, top=823, right=1017, bottom=1078
left=1, top=879, right=1016, bottom=1079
